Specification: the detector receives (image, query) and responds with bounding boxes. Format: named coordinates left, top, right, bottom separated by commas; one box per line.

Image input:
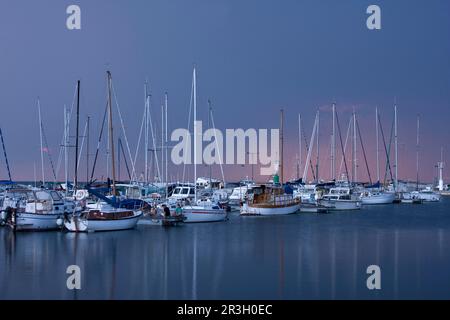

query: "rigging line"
left=302, top=112, right=317, bottom=182
left=147, top=95, right=161, bottom=182
left=335, top=110, right=350, bottom=183
left=55, top=84, right=79, bottom=180
left=0, top=127, right=12, bottom=181
left=378, top=113, right=393, bottom=186
left=119, top=138, right=132, bottom=180
left=132, top=101, right=147, bottom=182
left=90, top=102, right=108, bottom=183
left=182, top=76, right=194, bottom=183
left=383, top=115, right=395, bottom=185
left=40, top=120, right=57, bottom=182
left=301, top=116, right=316, bottom=181
left=338, top=116, right=352, bottom=179
left=55, top=134, right=64, bottom=181
left=356, top=118, right=373, bottom=185
left=209, top=101, right=226, bottom=186
left=76, top=120, right=88, bottom=172
left=384, top=120, right=395, bottom=185
left=111, top=81, right=137, bottom=180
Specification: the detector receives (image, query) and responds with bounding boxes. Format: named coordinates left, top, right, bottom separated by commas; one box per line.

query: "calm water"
left=1, top=198, right=450, bottom=300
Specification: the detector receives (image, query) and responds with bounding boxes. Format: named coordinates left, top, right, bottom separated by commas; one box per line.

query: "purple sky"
left=0, top=0, right=449, bottom=183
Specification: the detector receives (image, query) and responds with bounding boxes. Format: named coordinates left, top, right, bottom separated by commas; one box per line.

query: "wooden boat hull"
left=240, top=202, right=300, bottom=216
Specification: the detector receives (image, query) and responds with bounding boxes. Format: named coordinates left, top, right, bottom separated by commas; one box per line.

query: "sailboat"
left=181, top=67, right=227, bottom=223
left=2, top=188, right=66, bottom=231
left=1, top=101, right=69, bottom=231
left=319, top=186, right=362, bottom=210
left=228, top=180, right=257, bottom=209
left=400, top=114, right=440, bottom=203
left=240, top=110, right=300, bottom=216
left=64, top=73, right=142, bottom=232
left=360, top=189, right=395, bottom=204
left=360, top=108, right=395, bottom=205
left=240, top=183, right=301, bottom=215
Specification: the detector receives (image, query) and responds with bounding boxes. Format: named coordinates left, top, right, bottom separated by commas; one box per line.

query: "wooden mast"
left=107, top=71, right=117, bottom=196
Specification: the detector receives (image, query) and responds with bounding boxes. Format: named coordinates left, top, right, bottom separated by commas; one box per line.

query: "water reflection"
left=1, top=199, right=450, bottom=299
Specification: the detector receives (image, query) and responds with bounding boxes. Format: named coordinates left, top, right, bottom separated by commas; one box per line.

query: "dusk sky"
left=0, top=0, right=449, bottom=183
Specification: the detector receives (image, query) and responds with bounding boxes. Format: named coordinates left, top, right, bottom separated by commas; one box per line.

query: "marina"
left=2, top=198, right=450, bottom=299
left=0, top=66, right=449, bottom=301
left=0, top=0, right=450, bottom=303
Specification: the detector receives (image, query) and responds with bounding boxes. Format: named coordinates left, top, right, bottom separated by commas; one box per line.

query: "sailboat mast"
left=165, top=92, right=169, bottom=196
left=161, top=103, right=164, bottom=184
left=352, top=109, right=357, bottom=184
left=86, top=116, right=90, bottom=184
left=107, top=71, right=117, bottom=196
left=416, top=114, right=420, bottom=190
left=118, top=138, right=121, bottom=181
left=376, top=107, right=380, bottom=183
left=394, top=104, right=398, bottom=189
left=38, top=98, right=45, bottom=186
left=208, top=99, right=213, bottom=189
left=332, top=102, right=336, bottom=181
left=193, top=67, right=198, bottom=202
left=298, top=113, right=302, bottom=180
left=144, top=83, right=149, bottom=184
left=315, top=110, right=319, bottom=183
left=64, top=106, right=69, bottom=195
left=34, top=162, right=37, bottom=188
left=280, top=109, right=284, bottom=185
left=0, top=128, right=12, bottom=181
left=74, top=80, right=80, bottom=192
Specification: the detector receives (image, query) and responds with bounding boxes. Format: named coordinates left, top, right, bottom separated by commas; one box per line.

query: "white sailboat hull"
left=182, top=206, right=228, bottom=223
left=319, top=199, right=361, bottom=211
left=64, top=211, right=142, bottom=232
left=240, top=202, right=300, bottom=216
left=418, top=193, right=441, bottom=202
left=12, top=212, right=62, bottom=231
left=361, top=192, right=395, bottom=205
left=402, top=191, right=440, bottom=202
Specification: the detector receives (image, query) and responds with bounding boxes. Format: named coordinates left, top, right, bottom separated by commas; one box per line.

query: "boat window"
left=173, top=188, right=181, bottom=195
left=50, top=191, right=62, bottom=201
left=181, top=188, right=189, bottom=195
left=35, top=191, right=52, bottom=201
left=189, top=188, right=195, bottom=195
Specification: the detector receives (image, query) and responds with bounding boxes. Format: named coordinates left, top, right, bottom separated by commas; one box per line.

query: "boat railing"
left=271, top=195, right=298, bottom=206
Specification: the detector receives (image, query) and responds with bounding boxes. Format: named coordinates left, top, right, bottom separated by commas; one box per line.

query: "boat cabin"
left=170, top=185, right=196, bottom=200
left=25, top=190, right=65, bottom=214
